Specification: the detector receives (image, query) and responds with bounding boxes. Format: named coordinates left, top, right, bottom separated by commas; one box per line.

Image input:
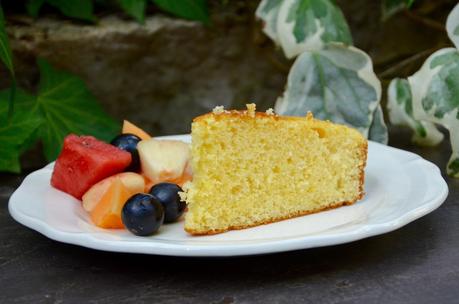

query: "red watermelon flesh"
left=51, top=134, right=131, bottom=200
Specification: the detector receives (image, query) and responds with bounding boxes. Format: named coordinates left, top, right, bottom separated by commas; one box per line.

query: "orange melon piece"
left=122, top=120, right=152, bottom=140
left=142, top=172, right=191, bottom=192
left=169, top=172, right=192, bottom=187
left=82, top=172, right=145, bottom=212
left=143, top=176, right=155, bottom=193
left=90, top=178, right=133, bottom=229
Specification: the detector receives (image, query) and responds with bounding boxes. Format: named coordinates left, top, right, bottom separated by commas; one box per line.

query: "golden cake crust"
left=193, top=107, right=363, bottom=138
left=185, top=199, right=359, bottom=236
left=194, top=109, right=307, bottom=123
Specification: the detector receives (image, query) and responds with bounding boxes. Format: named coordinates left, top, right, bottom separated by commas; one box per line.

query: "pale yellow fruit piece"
left=138, top=139, right=190, bottom=184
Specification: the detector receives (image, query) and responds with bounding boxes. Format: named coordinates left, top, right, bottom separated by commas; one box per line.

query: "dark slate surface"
left=1, top=130, right=458, bottom=304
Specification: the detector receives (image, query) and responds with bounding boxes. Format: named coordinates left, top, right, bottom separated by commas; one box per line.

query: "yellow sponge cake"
left=183, top=104, right=367, bottom=235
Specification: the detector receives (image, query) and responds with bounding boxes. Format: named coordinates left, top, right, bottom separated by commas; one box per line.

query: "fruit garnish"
left=143, top=176, right=155, bottom=193
left=51, top=134, right=131, bottom=199
left=122, top=193, right=164, bottom=236
left=138, top=139, right=191, bottom=185
left=82, top=172, right=146, bottom=212
left=149, top=183, right=186, bottom=223
left=110, top=133, right=142, bottom=172
left=90, top=177, right=134, bottom=229
left=122, top=120, right=151, bottom=140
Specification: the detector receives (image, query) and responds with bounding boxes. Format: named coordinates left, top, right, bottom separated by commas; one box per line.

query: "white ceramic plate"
left=9, top=135, right=448, bottom=257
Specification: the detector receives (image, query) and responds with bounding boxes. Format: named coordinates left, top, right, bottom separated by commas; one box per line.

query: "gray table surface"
left=1, top=130, right=458, bottom=304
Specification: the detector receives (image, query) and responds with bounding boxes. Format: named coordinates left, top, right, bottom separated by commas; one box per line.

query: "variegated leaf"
left=387, top=78, right=443, bottom=146
left=446, top=3, right=459, bottom=49
left=275, top=43, right=387, bottom=143
left=275, top=0, right=352, bottom=58
left=408, top=48, right=459, bottom=176
left=368, top=105, right=389, bottom=145
left=255, top=0, right=283, bottom=44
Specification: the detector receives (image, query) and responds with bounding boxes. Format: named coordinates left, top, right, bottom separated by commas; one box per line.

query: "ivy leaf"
left=446, top=3, right=459, bottom=49
left=0, top=89, right=42, bottom=173
left=368, top=105, right=388, bottom=145
left=26, top=0, right=46, bottom=18
left=118, top=0, right=147, bottom=23
left=408, top=48, right=459, bottom=177
left=274, top=0, right=352, bottom=59
left=152, top=0, right=209, bottom=24
left=46, top=0, right=95, bottom=22
left=387, top=78, right=443, bottom=146
left=382, top=0, right=416, bottom=20
left=36, top=59, right=119, bottom=161
left=255, top=0, right=283, bottom=43
left=275, top=43, right=387, bottom=143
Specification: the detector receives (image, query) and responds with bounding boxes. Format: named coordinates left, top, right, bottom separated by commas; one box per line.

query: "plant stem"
left=404, top=10, right=445, bottom=32
left=378, top=47, right=440, bottom=79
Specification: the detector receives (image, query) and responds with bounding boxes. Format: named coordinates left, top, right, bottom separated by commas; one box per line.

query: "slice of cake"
left=183, top=104, right=367, bottom=235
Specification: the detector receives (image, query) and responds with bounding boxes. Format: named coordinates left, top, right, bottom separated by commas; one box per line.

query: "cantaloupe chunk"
left=122, top=120, right=152, bottom=140
left=143, top=176, right=155, bottom=193
left=141, top=162, right=191, bottom=192
left=82, top=172, right=145, bottom=212
left=143, top=174, right=191, bottom=192
left=90, top=178, right=133, bottom=229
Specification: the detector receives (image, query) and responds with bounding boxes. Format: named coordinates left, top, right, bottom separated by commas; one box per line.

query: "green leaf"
left=387, top=78, right=443, bottom=146
left=0, top=6, right=16, bottom=119
left=152, top=0, right=209, bottom=24
left=408, top=48, right=459, bottom=177
left=255, top=0, right=283, bottom=43
left=118, top=0, right=147, bottom=23
left=36, top=59, right=119, bottom=161
left=382, top=0, right=416, bottom=20
left=275, top=0, right=352, bottom=58
left=46, top=0, right=95, bottom=22
left=275, top=43, right=387, bottom=143
left=446, top=3, right=459, bottom=49
left=26, top=0, right=46, bottom=18
left=0, top=89, right=42, bottom=173
left=0, top=6, right=14, bottom=76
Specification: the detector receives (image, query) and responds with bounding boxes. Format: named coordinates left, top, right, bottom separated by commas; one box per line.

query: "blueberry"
left=111, top=133, right=141, bottom=172
left=149, top=183, right=186, bottom=223
left=122, top=193, right=164, bottom=236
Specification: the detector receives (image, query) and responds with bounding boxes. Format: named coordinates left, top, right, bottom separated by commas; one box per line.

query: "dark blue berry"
left=111, top=133, right=141, bottom=172
left=122, top=193, right=164, bottom=236
left=149, top=183, right=185, bottom=223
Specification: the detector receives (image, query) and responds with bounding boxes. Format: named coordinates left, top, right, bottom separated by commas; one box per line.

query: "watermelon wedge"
left=51, top=134, right=131, bottom=199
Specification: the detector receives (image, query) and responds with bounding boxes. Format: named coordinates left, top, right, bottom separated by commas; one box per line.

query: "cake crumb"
left=266, top=108, right=275, bottom=115
left=178, top=191, right=187, bottom=202
left=179, top=181, right=192, bottom=202
left=246, top=103, right=256, bottom=117
left=213, top=106, right=225, bottom=114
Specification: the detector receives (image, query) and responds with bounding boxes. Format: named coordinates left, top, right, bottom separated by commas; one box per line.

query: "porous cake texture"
left=183, top=104, right=367, bottom=235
